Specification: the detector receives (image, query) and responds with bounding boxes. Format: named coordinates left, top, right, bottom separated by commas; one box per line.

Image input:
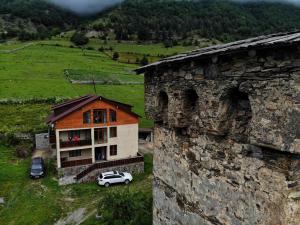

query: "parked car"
left=30, top=157, right=45, bottom=179
left=97, top=170, right=133, bottom=187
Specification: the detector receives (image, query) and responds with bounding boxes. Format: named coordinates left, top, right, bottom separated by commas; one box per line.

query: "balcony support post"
left=91, top=128, right=95, bottom=163
left=56, top=129, right=61, bottom=168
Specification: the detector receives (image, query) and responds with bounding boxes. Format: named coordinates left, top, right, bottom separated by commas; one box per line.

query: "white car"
left=97, top=170, right=133, bottom=187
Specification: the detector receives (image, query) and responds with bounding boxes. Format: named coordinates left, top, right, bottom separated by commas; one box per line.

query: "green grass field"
left=66, top=68, right=144, bottom=84
left=42, top=38, right=196, bottom=56
left=0, top=145, right=153, bottom=225
left=0, top=41, right=152, bottom=129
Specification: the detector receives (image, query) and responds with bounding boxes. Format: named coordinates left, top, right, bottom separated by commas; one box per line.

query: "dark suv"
left=30, top=157, right=45, bottom=179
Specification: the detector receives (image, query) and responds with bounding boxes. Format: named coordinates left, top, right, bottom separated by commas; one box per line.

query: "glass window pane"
left=94, top=110, right=107, bottom=124
left=83, top=111, right=91, bottom=124
left=110, top=110, right=117, bottom=122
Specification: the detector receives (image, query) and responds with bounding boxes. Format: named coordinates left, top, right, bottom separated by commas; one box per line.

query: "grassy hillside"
left=0, top=145, right=153, bottom=225
left=3, top=0, right=300, bottom=42
left=90, top=0, right=300, bottom=42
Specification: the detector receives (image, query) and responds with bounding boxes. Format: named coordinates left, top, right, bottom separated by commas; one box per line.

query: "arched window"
left=157, top=91, right=168, bottom=123
left=184, top=89, right=199, bottom=111
left=158, top=91, right=168, bottom=112
left=220, top=88, right=252, bottom=142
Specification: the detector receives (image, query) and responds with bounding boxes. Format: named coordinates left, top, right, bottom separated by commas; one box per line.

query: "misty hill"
left=0, top=0, right=82, bottom=40
left=2, top=0, right=300, bottom=42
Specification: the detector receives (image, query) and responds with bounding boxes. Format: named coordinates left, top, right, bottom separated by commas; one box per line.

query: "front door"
left=95, top=147, right=107, bottom=161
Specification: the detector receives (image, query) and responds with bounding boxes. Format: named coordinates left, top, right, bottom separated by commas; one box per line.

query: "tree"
left=140, top=55, right=149, bottom=66
left=98, top=189, right=152, bottom=225
left=70, top=32, right=89, bottom=46
left=112, top=52, right=119, bottom=60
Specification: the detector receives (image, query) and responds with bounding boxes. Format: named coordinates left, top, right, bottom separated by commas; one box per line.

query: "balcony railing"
left=60, top=139, right=92, bottom=148
left=61, top=158, right=93, bottom=168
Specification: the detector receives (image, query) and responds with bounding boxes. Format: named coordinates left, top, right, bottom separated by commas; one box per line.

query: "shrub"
left=86, top=46, right=94, bottom=50
left=70, top=32, right=89, bottom=46
left=112, top=52, right=119, bottom=60
left=98, top=189, right=152, bottom=225
left=140, top=55, right=149, bottom=66
left=15, top=142, right=33, bottom=158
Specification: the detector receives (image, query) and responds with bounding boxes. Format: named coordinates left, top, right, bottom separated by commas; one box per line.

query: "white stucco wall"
left=106, top=124, right=139, bottom=160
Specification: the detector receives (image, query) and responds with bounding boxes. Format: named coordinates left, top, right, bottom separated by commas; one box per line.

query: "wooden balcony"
left=61, top=158, right=93, bottom=168
left=60, top=139, right=92, bottom=149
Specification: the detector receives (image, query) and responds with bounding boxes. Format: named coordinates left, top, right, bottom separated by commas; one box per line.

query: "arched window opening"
left=157, top=91, right=169, bottom=123
left=184, top=89, right=199, bottom=112
left=158, top=91, right=168, bottom=112
left=225, top=88, right=252, bottom=143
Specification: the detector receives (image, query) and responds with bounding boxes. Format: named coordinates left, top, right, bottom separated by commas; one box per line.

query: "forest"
left=2, top=0, right=300, bottom=42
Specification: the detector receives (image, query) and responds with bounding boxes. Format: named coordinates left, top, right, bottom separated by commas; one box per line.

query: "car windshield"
left=32, top=164, right=42, bottom=170
left=99, top=174, right=103, bottom=179
left=119, top=172, right=124, bottom=176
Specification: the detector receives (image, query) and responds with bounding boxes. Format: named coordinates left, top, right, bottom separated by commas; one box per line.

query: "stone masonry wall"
left=58, top=162, right=144, bottom=183
left=145, top=45, right=300, bottom=225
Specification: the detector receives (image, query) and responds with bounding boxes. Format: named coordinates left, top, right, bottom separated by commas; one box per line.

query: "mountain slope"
left=100, top=0, right=300, bottom=42
left=0, top=0, right=81, bottom=40
left=2, top=0, right=300, bottom=42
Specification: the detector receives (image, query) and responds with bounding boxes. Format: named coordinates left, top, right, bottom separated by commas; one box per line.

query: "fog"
left=48, top=0, right=124, bottom=15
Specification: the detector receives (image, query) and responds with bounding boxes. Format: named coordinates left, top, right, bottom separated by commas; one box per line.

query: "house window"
left=94, top=128, right=108, bottom=144
left=94, top=109, right=107, bottom=124
left=83, top=111, right=91, bottom=124
left=110, top=127, right=117, bottom=138
left=110, top=109, right=117, bottom=122
left=69, top=150, right=81, bottom=157
left=68, top=130, right=80, bottom=141
left=110, top=145, right=117, bottom=156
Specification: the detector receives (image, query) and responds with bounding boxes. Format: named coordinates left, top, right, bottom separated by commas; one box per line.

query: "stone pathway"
left=59, top=176, right=77, bottom=186
left=0, top=43, right=34, bottom=53
left=54, top=207, right=97, bottom=225
left=32, top=149, right=52, bottom=159
left=54, top=208, right=86, bottom=225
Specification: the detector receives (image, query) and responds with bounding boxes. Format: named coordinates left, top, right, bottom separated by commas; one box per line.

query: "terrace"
left=59, top=129, right=92, bottom=149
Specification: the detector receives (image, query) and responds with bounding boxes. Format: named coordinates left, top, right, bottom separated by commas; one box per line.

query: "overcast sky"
left=48, top=0, right=124, bottom=15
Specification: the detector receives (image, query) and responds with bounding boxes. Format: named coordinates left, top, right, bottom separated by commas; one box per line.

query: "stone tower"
left=136, top=32, right=300, bottom=225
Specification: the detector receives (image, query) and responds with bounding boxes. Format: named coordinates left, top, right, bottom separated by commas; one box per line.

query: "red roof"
left=46, top=94, right=140, bottom=124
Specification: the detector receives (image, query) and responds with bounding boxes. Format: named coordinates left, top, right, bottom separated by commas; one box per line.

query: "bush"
left=86, top=46, right=94, bottom=50
left=98, top=189, right=152, bottom=225
left=70, top=32, right=89, bottom=46
left=15, top=142, right=33, bottom=158
left=140, top=55, right=149, bottom=66
left=112, top=52, right=119, bottom=60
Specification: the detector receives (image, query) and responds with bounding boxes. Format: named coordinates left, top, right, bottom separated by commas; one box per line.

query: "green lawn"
left=0, top=41, right=152, bottom=128
left=0, top=145, right=153, bottom=225
left=42, top=38, right=196, bottom=56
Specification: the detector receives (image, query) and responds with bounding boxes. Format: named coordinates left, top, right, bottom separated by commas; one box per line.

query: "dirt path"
left=54, top=207, right=97, bottom=225
left=0, top=42, right=34, bottom=53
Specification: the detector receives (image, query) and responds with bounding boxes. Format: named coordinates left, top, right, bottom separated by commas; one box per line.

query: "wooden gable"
left=55, top=99, right=139, bottom=129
